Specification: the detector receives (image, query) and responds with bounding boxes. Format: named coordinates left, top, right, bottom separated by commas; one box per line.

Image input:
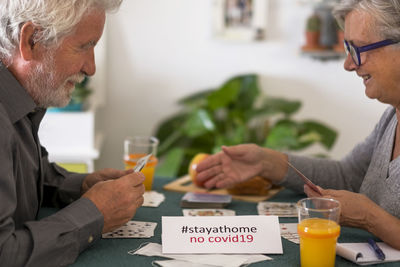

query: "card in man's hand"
left=180, top=192, right=232, bottom=208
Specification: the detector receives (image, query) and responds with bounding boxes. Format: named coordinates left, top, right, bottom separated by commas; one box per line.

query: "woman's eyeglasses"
left=344, top=39, right=398, bottom=66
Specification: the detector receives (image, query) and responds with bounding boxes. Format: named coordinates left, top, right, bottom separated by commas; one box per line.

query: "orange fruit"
left=188, top=153, right=209, bottom=187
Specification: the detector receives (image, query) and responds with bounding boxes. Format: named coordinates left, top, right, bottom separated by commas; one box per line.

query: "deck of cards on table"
left=180, top=192, right=232, bottom=208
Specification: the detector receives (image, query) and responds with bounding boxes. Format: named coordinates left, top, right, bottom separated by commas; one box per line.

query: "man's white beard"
left=26, top=50, right=85, bottom=108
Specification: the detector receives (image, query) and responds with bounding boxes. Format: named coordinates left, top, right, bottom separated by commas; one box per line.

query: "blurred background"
left=39, top=0, right=387, bottom=176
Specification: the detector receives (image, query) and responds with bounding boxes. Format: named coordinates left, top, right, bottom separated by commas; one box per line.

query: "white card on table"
left=280, top=223, right=299, bottom=244
left=143, top=191, right=165, bottom=207
left=162, top=215, right=282, bottom=254
left=182, top=209, right=236, bottom=217
left=129, top=242, right=272, bottom=267
left=102, top=221, right=157, bottom=238
left=257, top=201, right=297, bottom=217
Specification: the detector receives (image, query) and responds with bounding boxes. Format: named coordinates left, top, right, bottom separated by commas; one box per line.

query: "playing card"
left=143, top=191, right=165, bottom=207
left=102, top=221, right=157, bottom=239
left=129, top=243, right=272, bottom=266
left=280, top=223, right=299, bottom=244
left=287, top=161, right=321, bottom=195
left=182, top=209, right=236, bottom=216
left=133, top=154, right=152, bottom=172
left=180, top=192, right=232, bottom=208
left=257, top=201, right=297, bottom=217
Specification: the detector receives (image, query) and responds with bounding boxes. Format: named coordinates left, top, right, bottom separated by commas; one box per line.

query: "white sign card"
left=162, top=215, right=282, bottom=254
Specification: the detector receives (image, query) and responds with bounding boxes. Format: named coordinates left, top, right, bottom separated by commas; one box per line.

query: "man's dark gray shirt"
left=0, top=63, right=103, bottom=266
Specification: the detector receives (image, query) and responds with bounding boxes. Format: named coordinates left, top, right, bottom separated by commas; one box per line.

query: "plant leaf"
left=182, top=109, right=215, bottom=137
left=265, top=121, right=299, bottom=150
left=261, top=97, right=301, bottom=116
left=154, top=113, right=186, bottom=154
left=157, top=130, right=184, bottom=156
left=301, top=120, right=338, bottom=149
left=207, top=79, right=240, bottom=111
left=155, top=147, right=185, bottom=178
left=215, top=124, right=246, bottom=147
left=178, top=89, right=214, bottom=108
left=236, top=74, right=259, bottom=110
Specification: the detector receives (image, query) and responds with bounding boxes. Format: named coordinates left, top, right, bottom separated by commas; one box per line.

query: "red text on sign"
left=190, top=234, right=254, bottom=243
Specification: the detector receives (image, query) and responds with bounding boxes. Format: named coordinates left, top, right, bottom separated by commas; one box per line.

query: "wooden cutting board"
left=163, top=175, right=283, bottom=203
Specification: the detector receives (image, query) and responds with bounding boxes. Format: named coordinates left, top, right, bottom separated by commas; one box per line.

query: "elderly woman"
left=196, top=0, right=400, bottom=249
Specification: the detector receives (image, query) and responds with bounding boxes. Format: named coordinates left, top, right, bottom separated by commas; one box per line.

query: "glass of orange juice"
left=123, top=136, right=159, bottom=191
left=297, top=198, right=341, bottom=267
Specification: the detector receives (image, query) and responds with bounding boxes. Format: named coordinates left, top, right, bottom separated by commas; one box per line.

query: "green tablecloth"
left=39, top=177, right=398, bottom=266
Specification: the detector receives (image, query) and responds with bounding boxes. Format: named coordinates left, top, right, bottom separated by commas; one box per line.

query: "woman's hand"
left=305, top=185, right=372, bottom=228
left=196, top=144, right=288, bottom=189
left=305, top=184, right=400, bottom=249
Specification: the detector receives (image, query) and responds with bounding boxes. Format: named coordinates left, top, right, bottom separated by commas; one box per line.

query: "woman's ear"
left=19, top=22, right=39, bottom=61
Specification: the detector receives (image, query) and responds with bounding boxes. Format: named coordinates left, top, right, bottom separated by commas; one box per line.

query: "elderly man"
left=0, top=1, right=145, bottom=266
left=197, top=0, right=400, bottom=250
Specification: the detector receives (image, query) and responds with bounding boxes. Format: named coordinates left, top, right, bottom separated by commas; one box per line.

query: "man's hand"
left=82, top=172, right=145, bottom=233
left=81, top=168, right=134, bottom=193
left=304, top=185, right=375, bottom=229
left=196, top=144, right=287, bottom=189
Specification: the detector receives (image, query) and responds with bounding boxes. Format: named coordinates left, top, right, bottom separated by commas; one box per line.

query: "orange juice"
left=297, top=218, right=340, bottom=267
left=124, top=153, right=158, bottom=191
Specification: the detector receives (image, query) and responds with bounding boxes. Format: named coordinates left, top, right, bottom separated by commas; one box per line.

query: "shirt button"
left=88, top=235, right=94, bottom=243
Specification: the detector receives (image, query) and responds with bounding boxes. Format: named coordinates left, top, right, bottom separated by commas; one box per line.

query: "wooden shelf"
left=301, top=49, right=345, bottom=61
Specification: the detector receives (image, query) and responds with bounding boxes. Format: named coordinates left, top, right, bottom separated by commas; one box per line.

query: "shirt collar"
left=0, top=61, right=37, bottom=123
left=28, top=108, right=46, bottom=133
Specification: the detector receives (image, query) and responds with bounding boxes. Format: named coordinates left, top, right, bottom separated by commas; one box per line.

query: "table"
left=39, top=177, right=398, bottom=266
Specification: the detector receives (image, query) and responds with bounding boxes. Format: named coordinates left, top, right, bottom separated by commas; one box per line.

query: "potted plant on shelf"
left=49, top=76, right=92, bottom=112
left=154, top=74, right=338, bottom=178
left=302, top=12, right=323, bottom=51
left=333, top=21, right=345, bottom=52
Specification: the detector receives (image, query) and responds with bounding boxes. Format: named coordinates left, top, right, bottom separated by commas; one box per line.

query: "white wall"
left=95, top=0, right=387, bottom=171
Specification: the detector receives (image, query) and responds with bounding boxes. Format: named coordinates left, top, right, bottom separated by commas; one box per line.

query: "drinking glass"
left=123, top=136, right=159, bottom=191
left=297, top=197, right=341, bottom=267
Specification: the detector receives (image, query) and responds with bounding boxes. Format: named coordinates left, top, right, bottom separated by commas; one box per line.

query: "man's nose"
left=82, top=49, right=96, bottom=76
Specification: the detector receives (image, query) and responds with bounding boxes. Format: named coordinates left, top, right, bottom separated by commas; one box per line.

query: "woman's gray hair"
left=333, top=0, right=400, bottom=41
left=0, top=0, right=122, bottom=61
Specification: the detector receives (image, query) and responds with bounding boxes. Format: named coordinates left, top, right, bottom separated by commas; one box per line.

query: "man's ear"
left=19, top=22, right=39, bottom=61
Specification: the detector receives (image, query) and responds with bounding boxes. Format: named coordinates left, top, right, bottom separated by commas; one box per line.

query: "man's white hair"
left=0, top=0, right=122, bottom=62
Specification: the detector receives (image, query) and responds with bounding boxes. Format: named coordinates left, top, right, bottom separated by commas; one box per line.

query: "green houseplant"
left=306, top=13, right=321, bottom=32
left=154, top=74, right=337, bottom=177
left=302, top=13, right=322, bottom=51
